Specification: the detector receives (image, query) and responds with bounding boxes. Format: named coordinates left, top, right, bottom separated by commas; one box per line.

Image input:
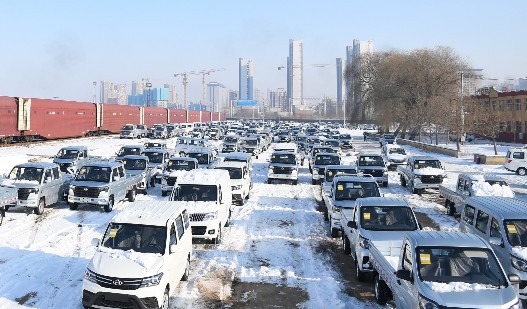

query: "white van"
left=505, top=148, right=527, bottom=175
left=460, top=196, right=527, bottom=299
left=82, top=201, right=192, bottom=309
left=214, top=161, right=252, bottom=205
left=170, top=169, right=232, bottom=244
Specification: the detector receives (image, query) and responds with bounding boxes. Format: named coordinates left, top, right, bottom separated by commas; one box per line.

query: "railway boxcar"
left=143, top=107, right=168, bottom=127
left=201, top=111, right=211, bottom=122
left=187, top=110, right=200, bottom=123
left=0, top=97, right=19, bottom=143
left=100, top=104, right=141, bottom=134
left=169, top=109, right=187, bottom=123
left=219, top=112, right=226, bottom=121
left=27, top=98, right=98, bottom=140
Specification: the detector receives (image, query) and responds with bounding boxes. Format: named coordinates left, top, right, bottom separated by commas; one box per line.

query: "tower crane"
left=174, top=68, right=226, bottom=109
left=196, top=68, right=226, bottom=110
left=173, top=71, right=196, bottom=109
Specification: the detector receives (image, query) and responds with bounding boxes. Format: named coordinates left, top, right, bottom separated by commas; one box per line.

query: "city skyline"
left=1, top=0, right=526, bottom=103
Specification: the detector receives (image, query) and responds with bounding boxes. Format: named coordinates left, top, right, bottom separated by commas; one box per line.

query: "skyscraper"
left=346, top=39, right=374, bottom=119
left=336, top=58, right=343, bottom=113
left=207, top=82, right=228, bottom=113
left=163, top=84, right=177, bottom=107
left=132, top=81, right=143, bottom=95
left=287, top=39, right=303, bottom=113
left=239, top=58, right=254, bottom=100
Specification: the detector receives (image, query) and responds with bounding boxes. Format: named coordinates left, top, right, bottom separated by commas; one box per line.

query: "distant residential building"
left=164, top=84, right=177, bottom=106
left=287, top=39, right=303, bottom=112
left=346, top=39, right=374, bottom=118
left=100, top=81, right=127, bottom=105
left=239, top=58, right=254, bottom=100
left=207, top=82, right=229, bottom=113
left=336, top=58, right=343, bottom=113
left=132, top=81, right=143, bottom=95
left=519, top=79, right=527, bottom=91
left=127, top=87, right=169, bottom=108
left=269, top=88, right=287, bottom=111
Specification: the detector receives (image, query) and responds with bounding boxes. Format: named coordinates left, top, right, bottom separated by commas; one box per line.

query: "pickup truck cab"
left=169, top=169, right=232, bottom=244
left=3, top=162, right=72, bottom=215
left=356, top=154, right=389, bottom=187
left=322, top=138, right=341, bottom=152
left=311, top=152, right=341, bottom=185
left=152, top=125, right=168, bottom=139
left=440, top=173, right=514, bottom=216
left=382, top=144, right=407, bottom=171
left=324, top=175, right=381, bottom=238
left=379, top=133, right=396, bottom=146
left=339, top=134, right=354, bottom=151
left=187, top=147, right=218, bottom=169
left=369, top=231, right=520, bottom=308
left=308, top=146, right=337, bottom=172
left=53, top=146, right=96, bottom=174
left=214, top=161, right=252, bottom=205
left=115, top=145, right=145, bottom=162
left=136, top=124, right=149, bottom=138
left=166, top=123, right=181, bottom=138
left=241, top=137, right=261, bottom=158
left=222, top=135, right=241, bottom=153
left=322, top=165, right=357, bottom=197
left=218, top=152, right=253, bottom=172
left=120, top=124, right=140, bottom=139
left=460, top=196, right=527, bottom=300
left=267, top=151, right=298, bottom=185
left=122, top=155, right=151, bottom=195
left=175, top=137, right=215, bottom=156
left=144, top=142, right=167, bottom=150
left=143, top=149, right=171, bottom=170
left=398, top=156, right=446, bottom=194
left=342, top=197, right=420, bottom=281
left=68, top=161, right=142, bottom=212
left=82, top=201, right=192, bottom=309
left=505, top=148, right=527, bottom=175
left=159, top=157, right=198, bottom=197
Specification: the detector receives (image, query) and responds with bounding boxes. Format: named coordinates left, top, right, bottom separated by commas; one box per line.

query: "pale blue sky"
left=1, top=0, right=525, bottom=103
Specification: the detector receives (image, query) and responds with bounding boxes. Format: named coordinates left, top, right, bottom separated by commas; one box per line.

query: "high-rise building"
left=239, top=58, right=254, bottom=100
left=207, top=82, right=229, bottom=113
left=336, top=58, right=343, bottom=113
left=287, top=39, right=303, bottom=112
left=164, top=84, right=177, bottom=107
left=519, top=79, right=527, bottom=91
left=100, top=81, right=127, bottom=105
left=346, top=39, right=374, bottom=117
left=132, top=81, right=143, bottom=95
left=269, top=88, right=287, bottom=111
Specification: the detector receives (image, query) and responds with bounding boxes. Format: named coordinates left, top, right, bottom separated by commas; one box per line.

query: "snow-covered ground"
left=0, top=131, right=525, bottom=308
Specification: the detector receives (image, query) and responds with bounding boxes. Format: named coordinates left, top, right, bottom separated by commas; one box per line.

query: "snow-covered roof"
left=177, top=169, right=230, bottom=185
left=214, top=161, right=246, bottom=169
left=111, top=201, right=186, bottom=226
left=59, top=146, right=87, bottom=151
left=324, top=165, right=357, bottom=170
left=408, top=156, right=439, bottom=161
left=121, top=145, right=144, bottom=149
left=406, top=231, right=488, bottom=248
left=122, top=155, right=148, bottom=160
left=15, top=162, right=57, bottom=169
left=465, top=197, right=527, bottom=220
left=218, top=152, right=251, bottom=160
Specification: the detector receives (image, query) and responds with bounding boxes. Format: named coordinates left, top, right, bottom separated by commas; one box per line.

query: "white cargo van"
left=505, top=148, right=527, bottom=175
left=82, top=201, right=192, bottom=309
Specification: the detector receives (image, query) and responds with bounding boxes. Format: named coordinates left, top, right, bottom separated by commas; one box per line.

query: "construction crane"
left=196, top=68, right=226, bottom=110
left=174, top=68, right=226, bottom=109
left=173, top=71, right=196, bottom=109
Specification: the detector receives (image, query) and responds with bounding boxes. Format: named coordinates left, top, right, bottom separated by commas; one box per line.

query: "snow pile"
left=512, top=247, right=527, bottom=260
left=415, top=167, right=444, bottom=176
left=98, top=247, right=161, bottom=269
left=424, top=281, right=497, bottom=292
left=1, top=179, right=39, bottom=187
left=472, top=181, right=515, bottom=198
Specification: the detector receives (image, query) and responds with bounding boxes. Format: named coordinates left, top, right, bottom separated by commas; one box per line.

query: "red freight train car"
left=27, top=98, right=98, bottom=139
left=187, top=110, right=200, bottom=123
left=100, top=105, right=141, bottom=134
left=201, top=111, right=211, bottom=122
left=219, top=112, right=225, bottom=121
left=0, top=97, right=19, bottom=143
left=143, top=107, right=168, bottom=127
left=169, top=109, right=187, bottom=123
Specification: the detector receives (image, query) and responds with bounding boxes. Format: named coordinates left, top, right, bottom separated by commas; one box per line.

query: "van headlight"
left=359, top=235, right=369, bottom=249
left=69, top=185, right=76, bottom=190
left=100, top=186, right=109, bottom=192
left=28, top=188, right=39, bottom=194
left=511, top=255, right=527, bottom=272
left=84, top=269, right=98, bottom=283
left=140, top=273, right=164, bottom=288
left=418, top=294, right=439, bottom=309
left=203, top=212, right=218, bottom=221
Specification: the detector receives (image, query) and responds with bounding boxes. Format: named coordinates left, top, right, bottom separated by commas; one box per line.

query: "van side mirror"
left=508, top=274, right=521, bottom=284
left=347, top=221, right=357, bottom=229
left=91, top=238, right=100, bottom=247
left=396, top=269, right=412, bottom=282
left=489, top=237, right=504, bottom=247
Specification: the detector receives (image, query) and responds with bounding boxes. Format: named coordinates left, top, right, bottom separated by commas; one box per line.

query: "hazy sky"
left=1, top=0, right=526, bottom=103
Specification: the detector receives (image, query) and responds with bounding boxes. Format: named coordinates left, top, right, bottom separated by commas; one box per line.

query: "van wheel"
left=181, top=256, right=190, bottom=281
left=267, top=179, right=272, bottom=184
left=374, top=273, right=389, bottom=304
left=0, top=209, right=5, bottom=226
left=517, top=168, right=527, bottom=176
left=104, top=197, right=114, bottom=213
left=69, top=202, right=78, bottom=210
left=355, top=257, right=366, bottom=282
left=34, top=198, right=45, bottom=215
left=343, top=234, right=351, bottom=255
left=410, top=182, right=418, bottom=194
left=446, top=201, right=455, bottom=216
left=382, top=181, right=388, bottom=187
left=161, top=287, right=170, bottom=309
left=4, top=206, right=9, bottom=211
left=323, top=208, right=329, bottom=221
left=128, top=189, right=136, bottom=202
left=331, top=227, right=339, bottom=238
left=213, top=226, right=222, bottom=244
left=292, top=180, right=298, bottom=185
left=400, top=176, right=407, bottom=187
left=162, top=190, right=168, bottom=197
left=150, top=178, right=155, bottom=187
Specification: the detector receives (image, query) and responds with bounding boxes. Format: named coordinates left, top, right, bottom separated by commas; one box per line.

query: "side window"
left=402, top=244, right=413, bottom=272
left=44, top=169, right=52, bottom=182
left=52, top=167, right=60, bottom=179
left=182, top=210, right=190, bottom=229
left=490, top=218, right=502, bottom=238
left=176, top=215, right=185, bottom=240
left=118, top=166, right=125, bottom=177
left=462, top=206, right=475, bottom=225
left=463, top=180, right=470, bottom=193
left=475, top=210, right=490, bottom=233
left=513, top=152, right=525, bottom=159
left=170, top=224, right=177, bottom=245
left=457, top=178, right=464, bottom=191
left=112, top=168, right=119, bottom=180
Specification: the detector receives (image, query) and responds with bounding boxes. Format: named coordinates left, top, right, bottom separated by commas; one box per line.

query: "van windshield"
left=389, top=148, right=406, bottom=155
left=166, top=160, right=196, bottom=171
left=174, top=184, right=218, bottom=202
left=314, top=155, right=340, bottom=165
left=75, top=166, right=111, bottom=182
left=324, top=140, right=340, bottom=147
left=325, top=168, right=356, bottom=182
left=56, top=149, right=79, bottom=159
left=188, top=153, right=210, bottom=164
left=360, top=206, right=417, bottom=231
left=216, top=167, right=242, bottom=179
left=414, top=160, right=441, bottom=169
left=122, top=125, right=135, bottom=130
left=123, top=159, right=146, bottom=171
left=8, top=166, right=43, bottom=182
left=118, top=147, right=142, bottom=156
left=270, top=153, right=296, bottom=164
left=358, top=156, right=384, bottom=166
left=334, top=181, right=380, bottom=201
left=144, top=152, right=164, bottom=163
left=102, top=223, right=166, bottom=254
left=504, top=220, right=527, bottom=247
left=417, top=247, right=506, bottom=287
left=225, top=136, right=238, bottom=143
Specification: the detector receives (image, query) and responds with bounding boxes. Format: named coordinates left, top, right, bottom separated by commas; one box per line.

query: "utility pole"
left=92, top=82, right=97, bottom=103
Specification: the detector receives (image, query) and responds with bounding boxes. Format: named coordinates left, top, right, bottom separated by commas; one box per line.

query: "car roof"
left=169, top=157, right=198, bottom=162
left=143, top=149, right=170, bottom=153
left=177, top=169, right=230, bottom=185
left=16, top=162, right=58, bottom=169
left=406, top=231, right=488, bottom=249
left=458, top=172, right=505, bottom=182
left=111, top=201, right=186, bottom=226
left=324, top=165, right=357, bottom=170
left=356, top=197, right=409, bottom=207
left=465, top=197, right=527, bottom=220
left=214, top=161, right=246, bottom=169
left=121, top=144, right=144, bottom=149
left=334, top=175, right=376, bottom=183
left=60, top=146, right=87, bottom=151
left=218, top=152, right=251, bottom=160
left=408, top=156, right=439, bottom=161
left=85, top=161, right=122, bottom=168
left=122, top=155, right=148, bottom=161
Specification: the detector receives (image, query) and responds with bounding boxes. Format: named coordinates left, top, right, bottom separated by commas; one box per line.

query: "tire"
left=104, top=197, right=114, bottom=213
left=355, top=256, right=366, bottom=282
left=181, top=256, right=190, bottom=281
left=343, top=234, right=351, bottom=255
left=69, top=202, right=78, bottom=210
left=34, top=198, right=45, bottom=215
left=127, top=189, right=136, bottom=202
left=150, top=178, right=156, bottom=187
left=331, top=227, right=339, bottom=238
left=267, top=179, right=272, bottom=184
left=4, top=206, right=10, bottom=211
left=246, top=191, right=250, bottom=200
left=517, top=167, right=527, bottom=176
left=225, top=210, right=232, bottom=227
left=323, top=208, right=329, bottom=221
left=446, top=201, right=455, bottom=216
left=410, top=181, right=418, bottom=194
left=162, top=190, right=168, bottom=197
left=400, top=175, right=406, bottom=187
left=213, top=225, right=222, bottom=244
left=239, top=197, right=245, bottom=206
left=0, top=209, right=5, bottom=226
left=382, top=181, right=388, bottom=187
left=161, top=287, right=170, bottom=309
left=312, top=179, right=316, bottom=185
left=374, top=273, right=389, bottom=305
left=293, top=180, right=298, bottom=185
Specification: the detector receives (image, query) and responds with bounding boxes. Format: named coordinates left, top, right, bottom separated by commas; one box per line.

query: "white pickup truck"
left=53, top=146, right=100, bottom=174
left=368, top=231, right=521, bottom=308
left=341, top=197, right=420, bottom=282
left=439, top=173, right=515, bottom=216
left=398, top=156, right=446, bottom=194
